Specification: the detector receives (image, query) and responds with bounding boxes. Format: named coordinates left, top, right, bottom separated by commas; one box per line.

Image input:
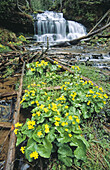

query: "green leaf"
left=95, top=105, right=100, bottom=113
left=37, top=137, right=52, bottom=158
left=74, top=135, right=89, bottom=148
left=57, top=135, right=71, bottom=143
left=37, top=67, right=43, bottom=74
left=25, top=141, right=38, bottom=162
left=58, top=154, right=72, bottom=167
left=74, top=143, right=86, bottom=161
left=58, top=144, right=73, bottom=157
left=26, top=70, right=34, bottom=76
left=46, top=129, right=56, bottom=142
left=16, top=133, right=26, bottom=146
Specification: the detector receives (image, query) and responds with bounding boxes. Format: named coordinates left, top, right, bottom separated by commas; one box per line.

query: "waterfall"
left=33, top=11, right=86, bottom=43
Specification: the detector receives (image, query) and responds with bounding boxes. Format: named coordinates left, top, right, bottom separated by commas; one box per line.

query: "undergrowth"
left=14, top=60, right=109, bottom=169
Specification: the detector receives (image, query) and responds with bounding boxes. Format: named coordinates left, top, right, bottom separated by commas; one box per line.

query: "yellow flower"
left=32, top=113, right=36, bottom=117
left=47, top=97, right=50, bottom=100
left=54, top=61, right=58, bottom=64
left=40, top=104, right=45, bottom=109
left=44, top=108, right=48, bottom=113
left=25, top=90, right=28, bottom=93
left=68, top=134, right=72, bottom=137
left=32, top=93, right=35, bottom=96
left=64, top=87, right=67, bottom=91
left=48, top=104, right=51, bottom=109
left=61, top=122, right=66, bottom=126
left=93, top=95, right=97, bottom=98
left=55, top=117, right=60, bottom=121
left=103, top=101, right=106, bottom=104
left=28, top=85, right=30, bottom=88
left=58, top=65, right=61, bottom=68
left=31, top=121, right=35, bottom=126
left=31, top=101, right=35, bottom=105
left=30, top=151, right=39, bottom=159
left=54, top=121, right=59, bottom=126
left=57, top=110, right=60, bottom=115
left=31, top=68, right=35, bottom=71
left=36, top=100, right=39, bottom=104
left=20, top=146, right=25, bottom=154
left=71, top=66, right=74, bottom=69
left=14, top=129, right=18, bottom=134
left=45, top=128, right=49, bottom=133
left=65, top=122, right=68, bottom=125
left=87, top=101, right=91, bottom=105
left=76, top=66, right=80, bottom=70
left=15, top=122, right=22, bottom=128
left=45, top=92, right=47, bottom=95
left=36, top=111, right=41, bottom=116
left=65, top=112, right=69, bottom=116
left=86, top=94, right=89, bottom=97
left=99, top=87, right=103, bottom=92
left=28, top=125, right=34, bottom=129
left=37, top=131, right=43, bottom=137
left=37, top=84, right=40, bottom=86
left=72, top=121, right=75, bottom=125
left=78, top=125, right=81, bottom=130
left=76, top=118, right=80, bottom=123
left=45, top=124, right=49, bottom=128
left=69, top=116, right=72, bottom=120
left=73, top=115, right=78, bottom=119
left=89, top=90, right=94, bottom=94
left=27, top=120, right=35, bottom=129
left=65, top=128, right=68, bottom=132
left=103, top=94, right=108, bottom=98
left=42, top=82, right=47, bottom=85
left=65, top=106, right=68, bottom=109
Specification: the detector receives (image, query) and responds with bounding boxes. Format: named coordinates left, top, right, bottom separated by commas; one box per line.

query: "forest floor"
left=0, top=28, right=110, bottom=170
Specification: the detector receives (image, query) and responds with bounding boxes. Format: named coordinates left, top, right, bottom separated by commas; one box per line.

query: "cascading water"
left=33, top=11, right=86, bottom=43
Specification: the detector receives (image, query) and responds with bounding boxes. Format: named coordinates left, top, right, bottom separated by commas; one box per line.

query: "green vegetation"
left=14, top=60, right=109, bottom=168
left=79, top=65, right=110, bottom=93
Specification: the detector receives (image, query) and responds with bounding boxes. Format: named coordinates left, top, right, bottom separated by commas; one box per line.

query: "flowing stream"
left=33, top=11, right=86, bottom=43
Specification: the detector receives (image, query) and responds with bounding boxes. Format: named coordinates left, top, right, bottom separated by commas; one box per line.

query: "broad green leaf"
left=16, top=134, right=26, bottom=146
left=58, top=144, right=73, bottom=157
left=37, top=138, right=52, bottom=158
left=74, top=143, right=86, bottom=161
left=74, top=135, right=89, bottom=147
left=46, top=129, right=56, bottom=142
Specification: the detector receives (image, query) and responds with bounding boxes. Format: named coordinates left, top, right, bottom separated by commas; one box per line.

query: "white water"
left=33, top=11, right=86, bottom=43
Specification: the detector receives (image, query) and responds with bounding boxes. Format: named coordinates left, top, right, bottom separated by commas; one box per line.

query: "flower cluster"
left=15, top=60, right=108, bottom=166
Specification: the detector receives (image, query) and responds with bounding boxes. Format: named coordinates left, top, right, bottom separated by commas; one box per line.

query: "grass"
left=79, top=65, right=110, bottom=93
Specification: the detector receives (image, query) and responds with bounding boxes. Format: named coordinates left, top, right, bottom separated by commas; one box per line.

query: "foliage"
left=0, top=43, right=11, bottom=53
left=15, top=60, right=108, bottom=167
left=79, top=65, right=110, bottom=93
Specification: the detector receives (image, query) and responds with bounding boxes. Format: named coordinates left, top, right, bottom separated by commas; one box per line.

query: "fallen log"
left=0, top=91, right=18, bottom=99
left=0, top=122, right=12, bottom=129
left=5, top=62, right=25, bottom=170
